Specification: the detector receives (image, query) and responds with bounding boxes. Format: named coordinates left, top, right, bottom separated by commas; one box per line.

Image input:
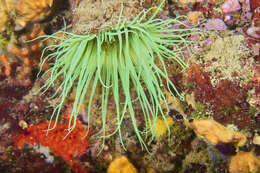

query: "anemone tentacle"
left=38, top=4, right=196, bottom=152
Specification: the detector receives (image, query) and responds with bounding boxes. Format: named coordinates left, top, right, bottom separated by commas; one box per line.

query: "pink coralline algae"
left=203, top=19, right=227, bottom=30
left=222, top=0, right=241, bottom=13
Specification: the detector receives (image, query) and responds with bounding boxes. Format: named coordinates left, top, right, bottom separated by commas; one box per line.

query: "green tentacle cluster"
left=38, top=5, right=195, bottom=151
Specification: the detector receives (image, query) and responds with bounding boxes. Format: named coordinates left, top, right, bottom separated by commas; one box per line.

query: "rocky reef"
left=0, top=0, right=259, bottom=173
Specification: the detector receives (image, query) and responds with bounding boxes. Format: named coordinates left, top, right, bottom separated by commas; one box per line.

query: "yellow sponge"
left=107, top=156, right=138, bottom=173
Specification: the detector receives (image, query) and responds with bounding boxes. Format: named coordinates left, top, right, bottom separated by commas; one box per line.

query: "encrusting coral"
left=107, top=156, right=138, bottom=173
left=15, top=0, right=54, bottom=28
left=7, top=24, right=49, bottom=80
left=185, top=119, right=246, bottom=146
left=38, top=0, right=197, bottom=151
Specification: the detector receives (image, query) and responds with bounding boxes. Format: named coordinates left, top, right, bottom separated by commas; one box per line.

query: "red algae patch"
left=185, top=64, right=258, bottom=129
left=14, top=106, right=90, bottom=173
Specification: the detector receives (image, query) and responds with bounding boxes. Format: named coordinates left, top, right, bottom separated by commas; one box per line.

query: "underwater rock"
left=72, top=0, right=151, bottom=34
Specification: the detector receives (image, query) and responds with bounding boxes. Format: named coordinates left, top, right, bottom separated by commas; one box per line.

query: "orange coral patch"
left=14, top=105, right=90, bottom=172
left=0, top=54, right=11, bottom=76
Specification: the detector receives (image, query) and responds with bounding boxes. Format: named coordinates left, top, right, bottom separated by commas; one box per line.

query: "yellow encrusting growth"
left=15, top=0, right=54, bottom=27
left=185, top=119, right=246, bottom=146
left=0, top=0, right=11, bottom=32
left=107, top=156, right=138, bottom=173
left=0, top=0, right=53, bottom=30
left=151, top=117, right=174, bottom=140
left=229, top=151, right=260, bottom=173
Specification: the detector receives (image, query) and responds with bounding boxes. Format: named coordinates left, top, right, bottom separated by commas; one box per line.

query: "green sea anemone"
left=38, top=1, right=195, bottom=151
